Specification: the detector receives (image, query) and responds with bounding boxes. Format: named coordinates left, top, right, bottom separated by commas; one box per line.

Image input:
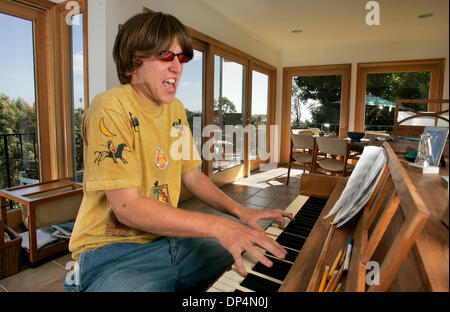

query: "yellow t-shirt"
left=69, top=84, right=202, bottom=261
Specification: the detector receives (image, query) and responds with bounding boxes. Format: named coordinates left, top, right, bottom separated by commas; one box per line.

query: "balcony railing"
left=0, top=132, right=38, bottom=189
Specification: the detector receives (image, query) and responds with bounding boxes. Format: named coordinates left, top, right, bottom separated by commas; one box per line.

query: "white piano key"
left=232, top=249, right=284, bottom=285
left=216, top=270, right=254, bottom=292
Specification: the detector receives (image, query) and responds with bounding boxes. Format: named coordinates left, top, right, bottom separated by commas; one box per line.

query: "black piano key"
left=283, top=226, right=311, bottom=238
left=286, top=219, right=315, bottom=230
left=240, top=273, right=281, bottom=292
left=276, top=232, right=306, bottom=250
left=294, top=211, right=319, bottom=220
left=252, top=258, right=292, bottom=281
left=285, top=221, right=315, bottom=233
left=295, top=211, right=320, bottom=221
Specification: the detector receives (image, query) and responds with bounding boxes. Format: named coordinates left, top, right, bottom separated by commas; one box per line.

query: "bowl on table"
left=347, top=131, right=365, bottom=143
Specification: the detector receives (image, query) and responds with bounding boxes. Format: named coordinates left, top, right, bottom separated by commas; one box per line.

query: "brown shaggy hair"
left=113, top=12, right=193, bottom=85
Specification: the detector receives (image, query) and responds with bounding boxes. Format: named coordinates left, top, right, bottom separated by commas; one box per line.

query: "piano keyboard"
left=207, top=195, right=327, bottom=292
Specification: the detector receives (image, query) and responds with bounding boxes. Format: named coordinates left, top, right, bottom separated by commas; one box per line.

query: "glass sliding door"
left=176, top=48, right=204, bottom=167
left=0, top=12, right=39, bottom=189
left=70, top=13, right=85, bottom=183
left=213, top=55, right=245, bottom=173
left=250, top=69, right=269, bottom=161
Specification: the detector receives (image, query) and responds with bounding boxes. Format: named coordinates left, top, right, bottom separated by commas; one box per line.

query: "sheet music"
left=324, top=146, right=387, bottom=227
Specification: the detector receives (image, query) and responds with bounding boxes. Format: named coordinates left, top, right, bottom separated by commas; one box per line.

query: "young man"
left=65, top=12, right=293, bottom=292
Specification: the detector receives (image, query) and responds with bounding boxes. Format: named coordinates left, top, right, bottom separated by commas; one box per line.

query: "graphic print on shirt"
left=94, top=140, right=130, bottom=165
left=155, top=148, right=168, bottom=169
left=105, top=220, right=131, bottom=237
left=129, top=112, right=140, bottom=132
left=99, top=117, right=117, bottom=137
left=151, top=180, right=170, bottom=205
left=172, top=118, right=184, bottom=132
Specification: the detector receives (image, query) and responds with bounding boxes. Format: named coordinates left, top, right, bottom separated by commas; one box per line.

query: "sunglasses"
left=157, top=50, right=191, bottom=64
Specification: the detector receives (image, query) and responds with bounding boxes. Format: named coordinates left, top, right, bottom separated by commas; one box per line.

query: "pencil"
left=324, top=270, right=338, bottom=292
left=330, top=263, right=345, bottom=292
left=335, top=283, right=342, bottom=292
left=328, top=249, right=344, bottom=279
left=338, top=248, right=346, bottom=267
left=318, top=265, right=330, bottom=292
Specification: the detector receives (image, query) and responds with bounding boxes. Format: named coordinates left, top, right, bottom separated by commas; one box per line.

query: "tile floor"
left=0, top=167, right=303, bottom=292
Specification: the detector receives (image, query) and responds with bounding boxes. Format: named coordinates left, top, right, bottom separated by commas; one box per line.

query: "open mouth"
left=163, top=78, right=177, bottom=92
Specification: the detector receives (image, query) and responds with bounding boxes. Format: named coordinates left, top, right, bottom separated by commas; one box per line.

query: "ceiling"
left=197, top=0, right=449, bottom=52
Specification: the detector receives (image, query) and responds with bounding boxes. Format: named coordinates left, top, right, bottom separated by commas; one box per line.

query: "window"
left=250, top=69, right=269, bottom=161
left=70, top=13, right=85, bottom=183
left=0, top=1, right=88, bottom=219
left=213, top=55, right=246, bottom=173
left=0, top=12, right=39, bottom=189
left=281, top=64, right=351, bottom=164
left=291, top=74, right=343, bottom=136
left=355, top=59, right=445, bottom=132
left=176, top=48, right=204, bottom=164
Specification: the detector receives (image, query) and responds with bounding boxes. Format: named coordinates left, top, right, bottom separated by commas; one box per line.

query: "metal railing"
left=0, top=132, right=38, bottom=189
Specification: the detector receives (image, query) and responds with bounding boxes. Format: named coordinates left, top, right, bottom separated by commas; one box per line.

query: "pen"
left=343, top=237, right=353, bottom=274
left=329, top=249, right=344, bottom=279
left=318, top=265, right=330, bottom=292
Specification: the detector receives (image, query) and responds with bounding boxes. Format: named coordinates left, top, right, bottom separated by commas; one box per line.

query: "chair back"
left=307, top=128, right=321, bottom=136
left=316, top=137, right=348, bottom=156
left=291, top=133, right=315, bottom=150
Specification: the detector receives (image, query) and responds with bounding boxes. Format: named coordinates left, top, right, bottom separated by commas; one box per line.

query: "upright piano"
left=209, top=142, right=449, bottom=292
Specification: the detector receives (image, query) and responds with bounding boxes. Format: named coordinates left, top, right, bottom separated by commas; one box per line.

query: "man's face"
left=131, top=40, right=183, bottom=106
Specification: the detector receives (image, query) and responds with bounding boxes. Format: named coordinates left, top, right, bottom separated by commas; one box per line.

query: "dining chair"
left=286, top=131, right=316, bottom=185
left=315, top=137, right=354, bottom=177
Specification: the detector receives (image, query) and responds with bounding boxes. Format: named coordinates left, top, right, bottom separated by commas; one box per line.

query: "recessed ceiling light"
left=418, top=13, right=433, bottom=18
left=292, top=29, right=303, bottom=33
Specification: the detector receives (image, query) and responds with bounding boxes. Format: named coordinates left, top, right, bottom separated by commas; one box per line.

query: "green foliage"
left=0, top=93, right=38, bottom=188
left=292, top=71, right=431, bottom=132
left=73, top=107, right=84, bottom=172
left=292, top=75, right=342, bottom=131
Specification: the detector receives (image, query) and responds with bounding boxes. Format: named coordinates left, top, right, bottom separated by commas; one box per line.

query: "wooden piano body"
left=280, top=142, right=449, bottom=292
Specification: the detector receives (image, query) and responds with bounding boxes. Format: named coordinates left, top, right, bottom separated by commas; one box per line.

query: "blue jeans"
left=63, top=237, right=233, bottom=292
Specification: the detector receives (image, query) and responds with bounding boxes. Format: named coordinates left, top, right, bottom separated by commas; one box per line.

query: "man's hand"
left=237, top=205, right=295, bottom=232
left=213, top=218, right=288, bottom=277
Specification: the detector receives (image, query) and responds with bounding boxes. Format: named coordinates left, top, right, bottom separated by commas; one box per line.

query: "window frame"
left=354, top=58, right=445, bottom=132
left=0, top=0, right=89, bottom=228
left=0, top=0, right=89, bottom=182
left=281, top=64, right=351, bottom=165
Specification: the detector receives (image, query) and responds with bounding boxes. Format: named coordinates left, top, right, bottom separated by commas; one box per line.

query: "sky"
left=0, top=12, right=84, bottom=109
left=177, top=51, right=270, bottom=116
